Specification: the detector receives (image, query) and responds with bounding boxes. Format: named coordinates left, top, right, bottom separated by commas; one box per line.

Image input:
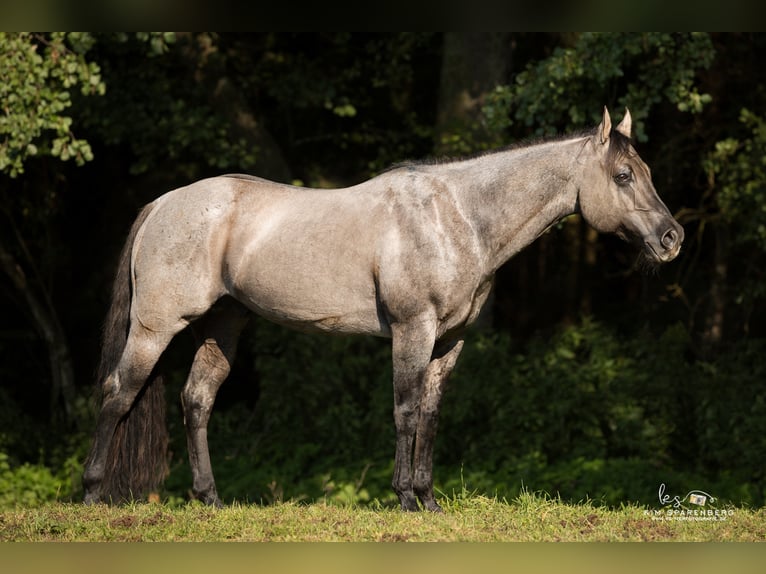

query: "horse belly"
left=228, top=230, right=386, bottom=336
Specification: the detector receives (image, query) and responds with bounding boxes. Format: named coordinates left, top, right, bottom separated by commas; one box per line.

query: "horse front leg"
left=182, top=300, right=249, bottom=507
left=412, top=338, right=464, bottom=512
left=390, top=317, right=437, bottom=511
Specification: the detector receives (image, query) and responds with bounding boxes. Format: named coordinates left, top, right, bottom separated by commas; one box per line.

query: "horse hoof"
left=83, top=491, right=102, bottom=505
left=421, top=499, right=443, bottom=513
left=399, top=495, right=421, bottom=512
left=202, top=494, right=224, bottom=508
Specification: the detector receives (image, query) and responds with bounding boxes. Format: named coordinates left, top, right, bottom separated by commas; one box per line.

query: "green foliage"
left=0, top=387, right=89, bottom=509
left=706, top=108, right=766, bottom=253
left=75, top=33, right=261, bottom=179
left=0, top=451, right=81, bottom=508
left=701, top=107, right=766, bottom=312
left=0, top=32, right=104, bottom=177
left=435, top=320, right=765, bottom=507
left=484, top=33, right=714, bottom=140
left=693, top=338, right=766, bottom=485
left=73, top=33, right=438, bottom=182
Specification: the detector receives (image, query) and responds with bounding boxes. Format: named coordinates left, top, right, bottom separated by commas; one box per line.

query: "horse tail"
left=95, top=202, right=169, bottom=502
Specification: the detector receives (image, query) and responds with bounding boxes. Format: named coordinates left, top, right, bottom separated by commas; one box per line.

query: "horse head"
left=577, top=107, right=684, bottom=264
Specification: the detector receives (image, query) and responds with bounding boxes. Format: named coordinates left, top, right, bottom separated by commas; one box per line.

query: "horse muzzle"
left=646, top=223, right=684, bottom=263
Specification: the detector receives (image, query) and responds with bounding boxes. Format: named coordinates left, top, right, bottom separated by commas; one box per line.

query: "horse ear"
left=615, top=108, right=632, bottom=138
left=598, top=106, right=612, bottom=145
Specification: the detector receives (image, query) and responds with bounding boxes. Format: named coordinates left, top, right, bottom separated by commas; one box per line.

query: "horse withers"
left=83, top=107, right=683, bottom=511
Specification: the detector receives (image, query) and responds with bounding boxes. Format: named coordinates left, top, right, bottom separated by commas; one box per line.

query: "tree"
left=701, top=108, right=766, bottom=347
left=0, top=33, right=105, bottom=427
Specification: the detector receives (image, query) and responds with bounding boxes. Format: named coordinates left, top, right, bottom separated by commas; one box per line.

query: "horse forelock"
left=605, top=129, right=635, bottom=175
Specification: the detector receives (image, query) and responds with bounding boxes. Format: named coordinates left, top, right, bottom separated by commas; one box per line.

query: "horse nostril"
left=661, top=229, right=678, bottom=250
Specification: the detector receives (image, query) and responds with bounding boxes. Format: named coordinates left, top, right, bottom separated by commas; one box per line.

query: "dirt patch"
left=141, top=510, right=174, bottom=526
left=623, top=518, right=676, bottom=541
left=378, top=532, right=409, bottom=542
left=109, top=515, right=137, bottom=529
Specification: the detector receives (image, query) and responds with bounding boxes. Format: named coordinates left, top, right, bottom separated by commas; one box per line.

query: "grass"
left=1, top=490, right=764, bottom=542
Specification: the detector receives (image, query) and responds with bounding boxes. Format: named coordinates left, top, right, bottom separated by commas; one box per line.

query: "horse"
left=82, top=107, right=683, bottom=512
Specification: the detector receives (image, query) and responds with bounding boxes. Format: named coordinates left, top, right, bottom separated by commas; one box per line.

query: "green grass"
left=1, top=491, right=763, bottom=542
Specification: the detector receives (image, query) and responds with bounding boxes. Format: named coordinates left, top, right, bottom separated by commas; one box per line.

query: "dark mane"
left=381, top=126, right=634, bottom=176
left=381, top=127, right=598, bottom=174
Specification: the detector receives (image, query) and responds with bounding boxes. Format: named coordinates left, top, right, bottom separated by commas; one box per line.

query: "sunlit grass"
left=1, top=490, right=763, bottom=542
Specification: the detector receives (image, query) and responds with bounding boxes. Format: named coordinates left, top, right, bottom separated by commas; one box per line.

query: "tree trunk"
left=699, top=225, right=728, bottom=357
left=180, top=33, right=292, bottom=183
left=0, top=241, right=77, bottom=428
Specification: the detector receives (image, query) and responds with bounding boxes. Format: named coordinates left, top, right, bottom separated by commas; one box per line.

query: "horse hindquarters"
left=83, top=203, right=177, bottom=504
left=83, top=325, right=177, bottom=503
left=85, top=181, right=244, bottom=504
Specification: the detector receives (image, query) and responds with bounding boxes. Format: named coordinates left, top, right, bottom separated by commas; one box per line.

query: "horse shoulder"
left=373, top=170, right=487, bottom=327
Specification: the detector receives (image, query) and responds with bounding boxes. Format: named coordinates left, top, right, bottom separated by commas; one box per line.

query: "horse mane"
left=381, top=126, right=634, bottom=175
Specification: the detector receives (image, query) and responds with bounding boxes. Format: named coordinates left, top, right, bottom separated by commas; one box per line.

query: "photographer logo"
left=644, top=483, right=734, bottom=522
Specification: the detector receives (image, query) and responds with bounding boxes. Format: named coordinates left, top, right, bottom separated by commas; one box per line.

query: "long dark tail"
left=91, top=203, right=169, bottom=503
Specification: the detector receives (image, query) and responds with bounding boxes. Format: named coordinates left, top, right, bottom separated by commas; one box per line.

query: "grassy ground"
left=1, top=491, right=763, bottom=542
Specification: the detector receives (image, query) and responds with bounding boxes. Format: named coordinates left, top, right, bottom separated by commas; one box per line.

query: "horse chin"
left=640, top=240, right=679, bottom=273
left=637, top=249, right=661, bottom=274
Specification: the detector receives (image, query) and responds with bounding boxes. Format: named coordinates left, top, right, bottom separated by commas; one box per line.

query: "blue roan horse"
left=83, top=108, right=683, bottom=511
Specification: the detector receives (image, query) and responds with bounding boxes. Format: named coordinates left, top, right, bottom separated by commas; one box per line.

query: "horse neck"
left=455, top=137, right=588, bottom=274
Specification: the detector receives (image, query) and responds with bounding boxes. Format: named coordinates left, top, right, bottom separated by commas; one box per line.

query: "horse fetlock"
left=392, top=477, right=419, bottom=511
left=413, top=473, right=436, bottom=504
left=398, top=492, right=421, bottom=512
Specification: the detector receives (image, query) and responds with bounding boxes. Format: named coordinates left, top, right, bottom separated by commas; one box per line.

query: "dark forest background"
left=1, top=33, right=765, bottom=508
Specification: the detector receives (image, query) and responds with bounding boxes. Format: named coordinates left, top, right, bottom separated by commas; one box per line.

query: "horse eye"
left=613, top=170, right=632, bottom=185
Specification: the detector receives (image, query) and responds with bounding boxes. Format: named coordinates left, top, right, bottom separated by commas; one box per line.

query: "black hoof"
left=398, top=493, right=421, bottom=512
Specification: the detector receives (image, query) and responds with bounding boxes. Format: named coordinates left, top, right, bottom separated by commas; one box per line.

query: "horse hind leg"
left=182, top=298, right=249, bottom=507
left=83, top=324, right=177, bottom=504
